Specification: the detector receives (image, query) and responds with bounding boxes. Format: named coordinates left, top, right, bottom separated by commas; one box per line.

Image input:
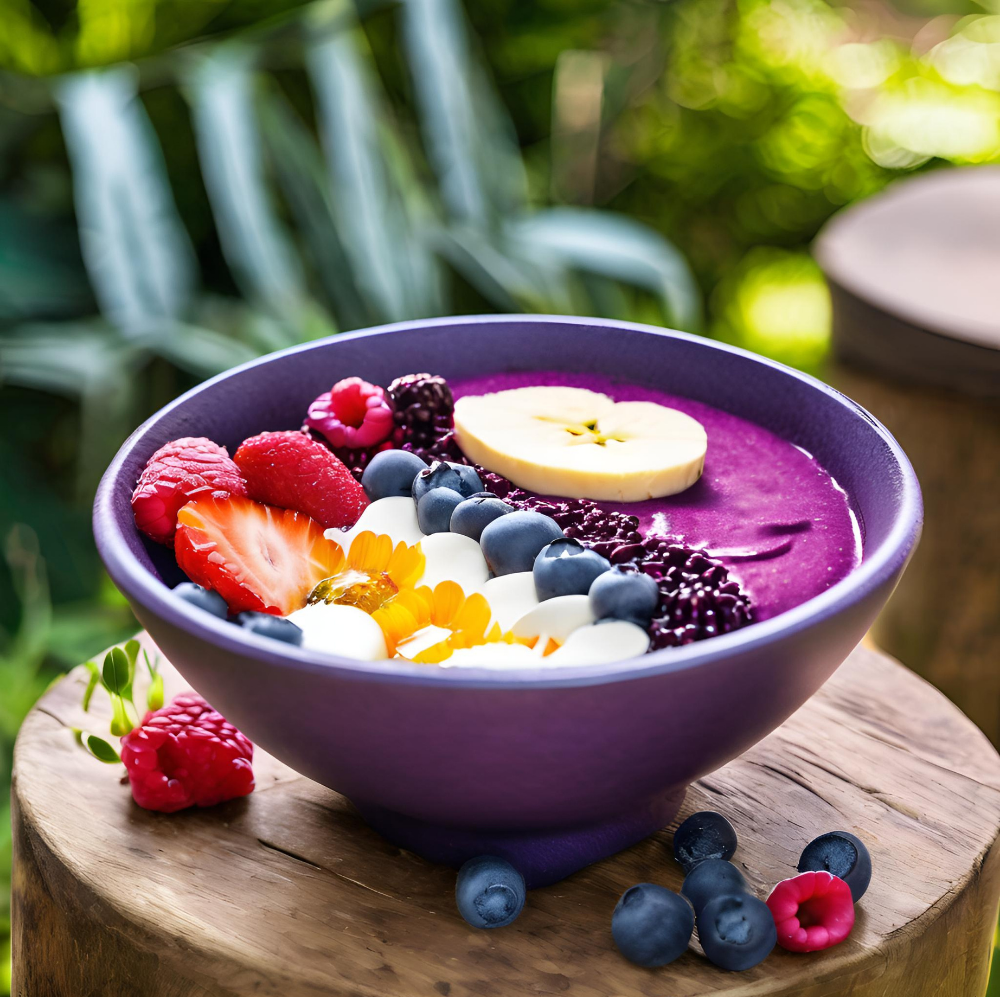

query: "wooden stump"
left=816, top=167, right=1000, bottom=746
left=12, top=638, right=1000, bottom=997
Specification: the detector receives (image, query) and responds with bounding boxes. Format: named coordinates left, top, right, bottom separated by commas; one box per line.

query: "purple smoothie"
left=452, top=371, right=861, bottom=622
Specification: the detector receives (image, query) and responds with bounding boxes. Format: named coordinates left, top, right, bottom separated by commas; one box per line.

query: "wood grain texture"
left=12, top=638, right=1000, bottom=997
left=829, top=359, right=1000, bottom=747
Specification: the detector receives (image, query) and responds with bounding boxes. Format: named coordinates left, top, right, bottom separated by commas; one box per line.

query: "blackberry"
left=635, top=538, right=752, bottom=649
left=388, top=373, right=455, bottom=447
left=400, top=418, right=465, bottom=464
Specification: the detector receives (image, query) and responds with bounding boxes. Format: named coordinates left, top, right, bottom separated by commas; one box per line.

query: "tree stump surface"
left=12, top=638, right=1000, bottom=997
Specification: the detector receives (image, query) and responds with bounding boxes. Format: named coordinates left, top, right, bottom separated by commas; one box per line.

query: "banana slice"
left=453, top=386, right=707, bottom=501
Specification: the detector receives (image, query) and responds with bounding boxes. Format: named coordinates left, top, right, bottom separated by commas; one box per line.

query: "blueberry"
left=452, top=463, right=484, bottom=497
left=361, top=450, right=428, bottom=500
left=412, top=460, right=482, bottom=502
left=451, top=496, right=514, bottom=541
left=455, top=856, right=525, bottom=929
left=533, top=538, right=610, bottom=601
left=697, top=894, right=776, bottom=971
left=417, top=487, right=466, bottom=534
left=174, top=582, right=228, bottom=619
left=798, top=831, right=872, bottom=902
left=681, top=859, right=747, bottom=914
left=234, top=611, right=304, bottom=646
left=588, top=565, right=659, bottom=627
left=673, top=811, right=739, bottom=873
left=611, top=883, right=694, bottom=967
left=480, top=511, right=564, bottom=576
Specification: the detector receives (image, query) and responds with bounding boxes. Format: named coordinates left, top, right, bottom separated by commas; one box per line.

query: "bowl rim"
left=94, top=314, right=923, bottom=690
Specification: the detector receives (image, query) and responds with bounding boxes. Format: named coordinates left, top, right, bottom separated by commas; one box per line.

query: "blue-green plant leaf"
left=306, top=19, right=426, bottom=322
left=400, top=0, right=526, bottom=224
left=258, top=89, right=370, bottom=329
left=186, top=46, right=307, bottom=317
left=505, top=208, right=703, bottom=330
left=433, top=223, right=574, bottom=314
left=55, top=68, right=197, bottom=336
left=140, top=321, right=260, bottom=378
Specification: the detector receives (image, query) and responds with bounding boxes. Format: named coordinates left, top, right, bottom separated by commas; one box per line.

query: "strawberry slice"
left=174, top=495, right=345, bottom=616
left=234, top=430, right=369, bottom=531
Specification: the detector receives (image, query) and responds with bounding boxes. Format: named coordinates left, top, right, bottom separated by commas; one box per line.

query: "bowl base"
left=352, top=787, right=687, bottom=888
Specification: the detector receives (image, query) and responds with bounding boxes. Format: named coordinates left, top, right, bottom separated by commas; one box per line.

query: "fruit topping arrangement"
left=455, top=811, right=871, bottom=974
left=132, top=371, right=754, bottom=665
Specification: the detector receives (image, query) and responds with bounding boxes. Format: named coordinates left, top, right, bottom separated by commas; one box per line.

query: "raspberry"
left=131, top=437, right=247, bottom=546
left=388, top=373, right=455, bottom=447
left=305, top=377, right=395, bottom=450
left=766, top=871, right=856, bottom=953
left=120, top=693, right=254, bottom=813
left=234, top=430, right=368, bottom=530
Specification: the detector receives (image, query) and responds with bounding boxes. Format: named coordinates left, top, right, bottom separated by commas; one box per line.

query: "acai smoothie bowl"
left=94, top=315, right=921, bottom=886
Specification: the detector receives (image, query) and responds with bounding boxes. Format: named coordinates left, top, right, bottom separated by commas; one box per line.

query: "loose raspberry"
left=120, top=693, right=254, bottom=813
left=305, top=377, right=395, bottom=450
left=766, top=871, right=855, bottom=953
left=234, top=430, right=368, bottom=530
left=131, top=437, right=247, bottom=546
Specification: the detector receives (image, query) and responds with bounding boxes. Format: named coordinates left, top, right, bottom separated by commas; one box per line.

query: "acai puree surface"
left=452, top=371, right=861, bottom=622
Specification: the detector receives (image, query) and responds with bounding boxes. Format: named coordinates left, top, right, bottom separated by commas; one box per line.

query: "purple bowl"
left=94, top=316, right=921, bottom=886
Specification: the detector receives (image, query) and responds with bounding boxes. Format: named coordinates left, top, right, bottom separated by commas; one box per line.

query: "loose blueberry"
left=673, top=811, right=739, bottom=873
left=451, top=495, right=514, bottom=541
left=361, top=449, right=428, bottom=500
left=798, top=831, right=872, bottom=902
left=681, top=859, right=748, bottom=914
left=174, top=582, right=228, bottom=619
left=455, top=855, right=526, bottom=929
left=697, top=893, right=777, bottom=971
left=413, top=460, right=481, bottom=502
left=480, top=511, right=564, bottom=576
left=234, top=611, right=304, bottom=646
left=611, top=883, right=694, bottom=967
left=588, top=565, right=659, bottom=627
left=417, top=487, right=466, bottom=535
left=533, top=538, right=611, bottom=602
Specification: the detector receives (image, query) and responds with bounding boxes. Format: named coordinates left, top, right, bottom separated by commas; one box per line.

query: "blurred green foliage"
left=3, top=0, right=1000, bottom=991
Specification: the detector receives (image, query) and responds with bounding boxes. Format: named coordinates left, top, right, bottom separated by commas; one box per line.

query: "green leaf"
left=147, top=672, right=164, bottom=713
left=102, top=646, right=130, bottom=696
left=84, top=733, right=121, bottom=764
left=186, top=45, right=307, bottom=317
left=505, top=208, right=703, bottom=331
left=124, top=639, right=140, bottom=669
left=82, top=661, right=100, bottom=713
left=55, top=68, right=197, bottom=336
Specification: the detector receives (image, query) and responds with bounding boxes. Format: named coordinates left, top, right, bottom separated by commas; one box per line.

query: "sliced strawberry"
left=132, top=437, right=247, bottom=546
left=234, top=430, right=369, bottom=530
left=174, top=495, right=345, bottom=615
